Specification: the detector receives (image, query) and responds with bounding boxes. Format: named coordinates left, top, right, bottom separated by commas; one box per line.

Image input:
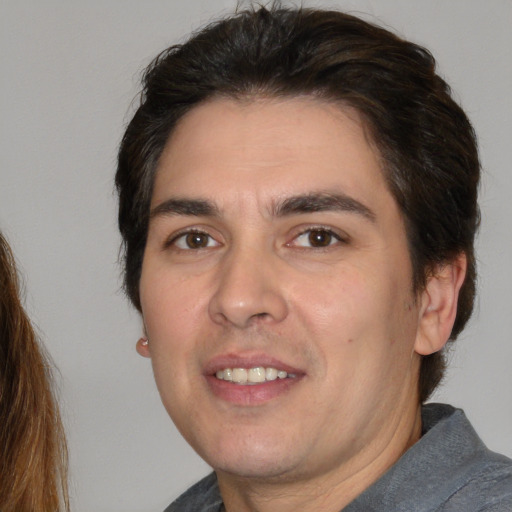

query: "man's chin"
left=214, top=460, right=302, bottom=483
left=204, top=444, right=317, bottom=484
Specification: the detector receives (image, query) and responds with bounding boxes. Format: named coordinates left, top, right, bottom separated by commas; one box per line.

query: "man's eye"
left=172, top=232, right=219, bottom=250
left=293, top=229, right=341, bottom=248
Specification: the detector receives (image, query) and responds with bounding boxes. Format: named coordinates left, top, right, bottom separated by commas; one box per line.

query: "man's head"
left=117, top=6, right=479, bottom=404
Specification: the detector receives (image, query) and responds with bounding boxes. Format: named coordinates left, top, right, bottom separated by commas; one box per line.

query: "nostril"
left=249, top=312, right=272, bottom=323
left=208, top=275, right=288, bottom=327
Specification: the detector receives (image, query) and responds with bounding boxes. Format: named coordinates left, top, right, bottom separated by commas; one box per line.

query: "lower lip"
left=205, top=375, right=302, bottom=405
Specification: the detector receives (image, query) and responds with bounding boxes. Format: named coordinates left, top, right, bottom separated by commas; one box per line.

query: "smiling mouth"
left=215, top=367, right=297, bottom=385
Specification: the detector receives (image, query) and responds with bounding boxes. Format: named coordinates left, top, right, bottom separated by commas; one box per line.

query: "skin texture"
left=138, top=97, right=465, bottom=512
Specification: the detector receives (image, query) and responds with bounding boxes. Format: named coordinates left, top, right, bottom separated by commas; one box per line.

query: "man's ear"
left=414, top=253, right=467, bottom=356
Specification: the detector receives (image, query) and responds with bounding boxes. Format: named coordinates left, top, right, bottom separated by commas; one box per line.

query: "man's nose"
left=208, top=245, right=288, bottom=329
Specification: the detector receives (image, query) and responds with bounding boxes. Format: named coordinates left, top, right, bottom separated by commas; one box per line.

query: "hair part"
left=116, top=5, right=480, bottom=402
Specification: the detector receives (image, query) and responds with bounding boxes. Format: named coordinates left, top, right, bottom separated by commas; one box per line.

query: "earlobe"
left=414, top=254, right=467, bottom=356
left=136, top=336, right=151, bottom=358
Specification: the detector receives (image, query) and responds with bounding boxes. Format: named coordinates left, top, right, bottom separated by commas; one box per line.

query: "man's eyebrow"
left=150, top=198, right=220, bottom=219
left=273, top=192, right=376, bottom=222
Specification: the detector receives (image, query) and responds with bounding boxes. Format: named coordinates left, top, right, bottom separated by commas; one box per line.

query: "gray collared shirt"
left=165, top=404, right=512, bottom=511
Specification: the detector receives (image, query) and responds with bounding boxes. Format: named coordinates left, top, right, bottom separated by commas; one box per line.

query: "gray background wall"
left=1, top=1, right=511, bottom=510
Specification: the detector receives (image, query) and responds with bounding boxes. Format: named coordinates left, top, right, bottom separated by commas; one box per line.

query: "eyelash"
left=164, top=226, right=348, bottom=251
left=289, top=226, right=348, bottom=249
left=164, top=229, right=219, bottom=251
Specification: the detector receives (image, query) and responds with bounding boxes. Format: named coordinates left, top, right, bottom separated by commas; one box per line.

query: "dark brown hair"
left=116, top=5, right=480, bottom=402
left=0, top=232, right=69, bottom=512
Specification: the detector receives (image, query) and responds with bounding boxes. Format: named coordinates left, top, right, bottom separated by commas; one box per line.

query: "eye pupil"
left=186, top=233, right=208, bottom=248
left=308, top=230, right=332, bottom=247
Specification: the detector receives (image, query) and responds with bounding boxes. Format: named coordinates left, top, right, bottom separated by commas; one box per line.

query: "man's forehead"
left=162, top=95, right=374, bottom=154
left=154, top=96, right=387, bottom=198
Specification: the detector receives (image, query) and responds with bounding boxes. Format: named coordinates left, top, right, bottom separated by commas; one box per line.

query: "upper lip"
left=203, top=352, right=305, bottom=376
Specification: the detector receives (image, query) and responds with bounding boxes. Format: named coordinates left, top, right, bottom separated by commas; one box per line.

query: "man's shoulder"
left=412, top=404, right=512, bottom=511
left=345, top=403, right=512, bottom=512
left=164, top=473, right=221, bottom=512
left=439, top=449, right=512, bottom=511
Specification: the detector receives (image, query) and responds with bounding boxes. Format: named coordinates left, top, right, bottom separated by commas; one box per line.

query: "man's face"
left=139, top=97, right=425, bottom=483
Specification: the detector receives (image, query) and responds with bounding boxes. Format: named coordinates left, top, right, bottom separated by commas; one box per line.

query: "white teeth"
left=215, top=367, right=293, bottom=384
left=265, top=367, right=278, bottom=381
left=248, top=367, right=266, bottom=383
left=232, top=368, right=248, bottom=383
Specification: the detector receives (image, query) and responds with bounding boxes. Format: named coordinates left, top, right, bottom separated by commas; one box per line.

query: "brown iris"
left=307, top=229, right=335, bottom=247
left=185, top=232, right=210, bottom=248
